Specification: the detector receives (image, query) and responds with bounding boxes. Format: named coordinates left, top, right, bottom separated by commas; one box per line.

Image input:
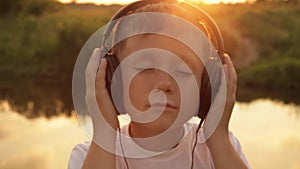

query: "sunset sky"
left=57, top=0, right=248, bottom=5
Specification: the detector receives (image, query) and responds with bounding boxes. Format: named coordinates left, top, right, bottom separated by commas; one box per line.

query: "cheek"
left=192, top=71, right=202, bottom=91
left=129, top=75, right=149, bottom=109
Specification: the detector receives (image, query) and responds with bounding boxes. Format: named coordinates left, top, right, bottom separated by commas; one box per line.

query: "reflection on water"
left=1, top=77, right=300, bottom=119
left=0, top=101, right=88, bottom=169
left=0, top=99, right=299, bottom=169
left=0, top=76, right=74, bottom=118
left=230, top=99, right=300, bottom=169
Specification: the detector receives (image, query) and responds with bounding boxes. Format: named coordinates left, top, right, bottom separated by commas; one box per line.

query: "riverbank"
left=0, top=75, right=299, bottom=119
left=0, top=1, right=299, bottom=109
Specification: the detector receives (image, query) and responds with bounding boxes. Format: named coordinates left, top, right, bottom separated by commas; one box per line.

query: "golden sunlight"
left=57, top=0, right=247, bottom=5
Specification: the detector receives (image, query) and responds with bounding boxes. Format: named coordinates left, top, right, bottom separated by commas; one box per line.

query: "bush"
left=236, top=7, right=295, bottom=59
left=0, top=0, right=60, bottom=17
left=239, top=58, right=300, bottom=89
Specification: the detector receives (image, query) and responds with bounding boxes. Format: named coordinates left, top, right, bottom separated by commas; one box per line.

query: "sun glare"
left=192, top=0, right=247, bottom=3
left=57, top=0, right=247, bottom=5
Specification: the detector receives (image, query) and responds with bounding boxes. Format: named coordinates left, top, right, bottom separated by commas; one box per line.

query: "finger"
left=223, top=64, right=229, bottom=90
left=223, top=54, right=237, bottom=104
left=85, top=48, right=102, bottom=99
left=86, top=48, right=101, bottom=78
left=96, top=58, right=108, bottom=91
left=223, top=54, right=237, bottom=87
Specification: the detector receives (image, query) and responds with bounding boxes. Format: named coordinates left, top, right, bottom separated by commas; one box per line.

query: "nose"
left=153, top=70, right=176, bottom=94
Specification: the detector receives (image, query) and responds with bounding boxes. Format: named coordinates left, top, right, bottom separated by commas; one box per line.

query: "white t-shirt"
left=68, top=123, right=251, bottom=169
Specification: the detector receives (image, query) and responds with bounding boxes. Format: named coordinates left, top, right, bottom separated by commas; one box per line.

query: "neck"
left=129, top=122, right=185, bottom=152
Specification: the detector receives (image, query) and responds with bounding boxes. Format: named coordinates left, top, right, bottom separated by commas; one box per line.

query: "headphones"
left=100, top=0, right=225, bottom=120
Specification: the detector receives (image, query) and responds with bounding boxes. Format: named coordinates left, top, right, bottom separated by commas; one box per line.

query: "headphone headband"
left=101, top=0, right=224, bottom=62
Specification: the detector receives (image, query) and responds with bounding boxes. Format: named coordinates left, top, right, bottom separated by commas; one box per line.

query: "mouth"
left=147, top=102, right=178, bottom=111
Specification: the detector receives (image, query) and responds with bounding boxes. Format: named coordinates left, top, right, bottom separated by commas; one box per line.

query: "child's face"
left=117, top=34, right=204, bottom=134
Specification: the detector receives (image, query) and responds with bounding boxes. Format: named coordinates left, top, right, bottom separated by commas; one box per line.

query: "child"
left=69, top=1, right=251, bottom=169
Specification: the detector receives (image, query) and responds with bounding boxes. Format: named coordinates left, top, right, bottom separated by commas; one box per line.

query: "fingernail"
left=101, top=58, right=106, bottom=63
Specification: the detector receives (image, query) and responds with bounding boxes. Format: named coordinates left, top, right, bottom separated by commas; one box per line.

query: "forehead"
left=117, top=34, right=204, bottom=72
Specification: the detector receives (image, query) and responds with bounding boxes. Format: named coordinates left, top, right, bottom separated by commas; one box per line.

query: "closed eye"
left=175, top=62, right=194, bottom=77
left=175, top=69, right=193, bottom=77
left=134, top=62, right=152, bottom=71
left=135, top=67, right=155, bottom=72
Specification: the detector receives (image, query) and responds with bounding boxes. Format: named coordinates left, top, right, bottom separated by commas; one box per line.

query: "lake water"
left=0, top=99, right=299, bottom=169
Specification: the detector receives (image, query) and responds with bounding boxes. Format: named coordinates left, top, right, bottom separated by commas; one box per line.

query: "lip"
left=147, top=102, right=178, bottom=111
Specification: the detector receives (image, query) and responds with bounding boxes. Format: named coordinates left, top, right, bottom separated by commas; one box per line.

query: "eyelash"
left=175, top=70, right=193, bottom=77
left=136, top=67, right=154, bottom=72
left=136, top=67, right=193, bottom=77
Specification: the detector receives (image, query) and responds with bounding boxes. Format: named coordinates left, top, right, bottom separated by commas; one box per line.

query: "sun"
left=183, top=0, right=247, bottom=4
left=181, top=0, right=202, bottom=3
left=57, top=0, right=246, bottom=5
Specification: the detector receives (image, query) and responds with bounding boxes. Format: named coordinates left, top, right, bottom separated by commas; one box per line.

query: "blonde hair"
left=111, top=2, right=211, bottom=56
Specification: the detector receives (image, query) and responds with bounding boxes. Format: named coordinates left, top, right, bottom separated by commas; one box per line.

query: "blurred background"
left=0, top=0, right=299, bottom=169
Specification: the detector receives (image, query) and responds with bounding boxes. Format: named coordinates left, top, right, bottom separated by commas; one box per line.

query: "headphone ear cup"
left=105, top=54, right=116, bottom=96
left=105, top=54, right=124, bottom=115
left=198, top=57, right=223, bottom=120
left=198, top=68, right=211, bottom=119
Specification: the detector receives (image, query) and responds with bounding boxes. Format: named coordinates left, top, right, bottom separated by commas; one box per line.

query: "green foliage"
left=0, top=0, right=22, bottom=16
left=236, top=4, right=300, bottom=59
left=233, top=4, right=300, bottom=92
left=239, top=58, right=300, bottom=89
left=0, top=3, right=108, bottom=80
left=0, top=0, right=60, bottom=17
left=0, top=2, right=299, bottom=93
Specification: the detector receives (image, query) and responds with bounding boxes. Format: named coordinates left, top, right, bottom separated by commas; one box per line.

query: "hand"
left=217, top=54, right=237, bottom=135
left=85, top=48, right=119, bottom=144
left=205, top=54, right=249, bottom=169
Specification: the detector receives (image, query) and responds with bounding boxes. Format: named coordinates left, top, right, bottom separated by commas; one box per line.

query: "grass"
left=0, top=1, right=299, bottom=104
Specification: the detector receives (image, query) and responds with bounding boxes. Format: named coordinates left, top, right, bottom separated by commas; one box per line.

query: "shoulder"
left=68, top=141, right=91, bottom=169
left=186, top=122, right=242, bottom=149
left=227, top=131, right=251, bottom=168
left=186, top=123, right=251, bottom=168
